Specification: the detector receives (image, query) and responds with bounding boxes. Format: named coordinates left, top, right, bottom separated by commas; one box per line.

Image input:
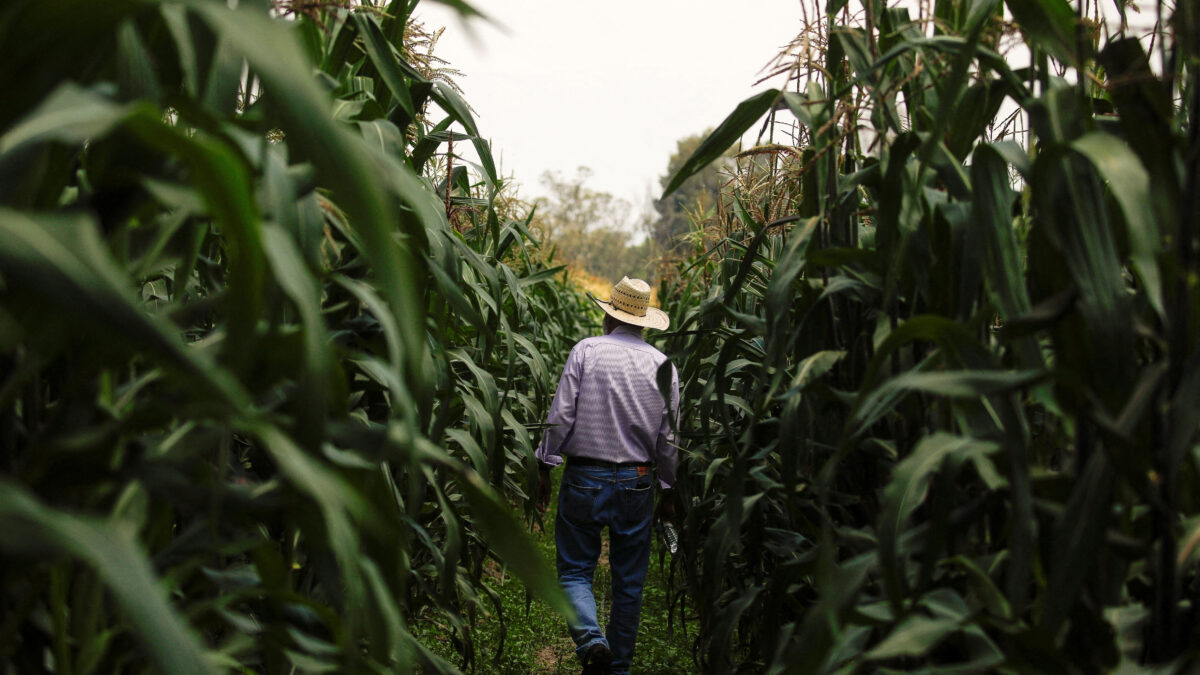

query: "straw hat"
left=589, top=277, right=670, bottom=331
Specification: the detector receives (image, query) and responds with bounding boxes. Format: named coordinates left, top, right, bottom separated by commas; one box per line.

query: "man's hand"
left=655, top=487, right=677, bottom=524
left=537, top=466, right=552, bottom=513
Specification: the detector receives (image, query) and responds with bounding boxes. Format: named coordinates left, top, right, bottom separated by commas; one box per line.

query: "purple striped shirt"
left=535, top=325, right=680, bottom=489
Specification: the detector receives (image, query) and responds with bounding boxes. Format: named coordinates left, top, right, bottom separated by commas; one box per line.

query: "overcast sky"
left=414, top=0, right=804, bottom=220
left=414, top=0, right=1157, bottom=228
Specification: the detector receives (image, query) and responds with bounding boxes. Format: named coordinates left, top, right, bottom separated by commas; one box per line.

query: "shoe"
left=581, top=641, right=613, bottom=674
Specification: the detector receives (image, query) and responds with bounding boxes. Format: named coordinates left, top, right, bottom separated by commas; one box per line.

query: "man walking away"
left=536, top=277, right=680, bottom=675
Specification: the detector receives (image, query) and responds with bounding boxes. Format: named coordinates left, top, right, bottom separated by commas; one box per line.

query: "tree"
left=650, top=132, right=734, bottom=257
left=531, top=167, right=654, bottom=282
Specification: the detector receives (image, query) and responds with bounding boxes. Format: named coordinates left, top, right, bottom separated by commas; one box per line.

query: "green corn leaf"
left=116, top=19, right=161, bottom=101
left=0, top=208, right=251, bottom=409
left=878, top=434, right=1001, bottom=611
left=262, top=223, right=334, bottom=441
left=865, top=614, right=961, bottom=661
left=358, top=557, right=411, bottom=668
left=1168, top=344, right=1200, bottom=474
left=1070, top=131, right=1162, bottom=317
left=661, top=88, right=779, bottom=198
left=1040, top=449, right=1115, bottom=633
left=203, top=33, right=242, bottom=115
left=0, top=83, right=131, bottom=153
left=430, top=81, right=479, bottom=137
left=779, top=350, right=845, bottom=399
left=971, top=144, right=1032, bottom=319
left=122, top=111, right=267, bottom=370
left=0, top=482, right=216, bottom=675
left=411, top=117, right=455, bottom=172
left=940, top=555, right=1012, bottom=620
left=185, top=0, right=427, bottom=389
left=353, top=12, right=418, bottom=121
left=357, top=119, right=408, bottom=158
left=1033, top=144, right=1137, bottom=411
left=452, top=463, right=573, bottom=620
left=1004, top=0, right=1083, bottom=65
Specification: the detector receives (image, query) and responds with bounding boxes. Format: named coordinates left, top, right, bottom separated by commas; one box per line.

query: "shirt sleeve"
left=654, top=362, right=680, bottom=489
left=534, top=342, right=585, bottom=468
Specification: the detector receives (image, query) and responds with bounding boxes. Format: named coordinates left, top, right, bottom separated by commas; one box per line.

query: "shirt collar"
left=609, top=324, right=645, bottom=341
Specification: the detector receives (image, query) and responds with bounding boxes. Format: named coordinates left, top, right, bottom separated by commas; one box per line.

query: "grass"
left=415, top=472, right=695, bottom=673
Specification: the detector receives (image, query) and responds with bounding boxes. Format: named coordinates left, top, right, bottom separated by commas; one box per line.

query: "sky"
left=414, top=0, right=804, bottom=220
left=414, top=0, right=1158, bottom=227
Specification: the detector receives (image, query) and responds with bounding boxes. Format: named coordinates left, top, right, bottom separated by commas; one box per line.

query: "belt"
left=567, top=456, right=651, bottom=469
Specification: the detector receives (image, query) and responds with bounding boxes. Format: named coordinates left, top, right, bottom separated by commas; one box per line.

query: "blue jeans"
left=556, top=464, right=654, bottom=674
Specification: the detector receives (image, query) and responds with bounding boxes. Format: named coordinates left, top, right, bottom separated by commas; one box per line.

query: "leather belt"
left=567, top=456, right=651, bottom=469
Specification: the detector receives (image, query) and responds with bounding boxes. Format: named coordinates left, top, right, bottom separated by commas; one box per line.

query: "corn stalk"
left=658, top=0, right=1199, bottom=671
left=0, top=0, right=585, bottom=672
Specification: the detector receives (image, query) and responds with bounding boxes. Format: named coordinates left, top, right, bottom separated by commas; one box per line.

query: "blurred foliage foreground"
left=652, top=0, right=1200, bottom=672
left=0, top=0, right=594, bottom=672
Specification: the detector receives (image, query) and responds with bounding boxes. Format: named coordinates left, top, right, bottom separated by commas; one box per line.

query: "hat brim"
left=589, top=294, right=670, bottom=331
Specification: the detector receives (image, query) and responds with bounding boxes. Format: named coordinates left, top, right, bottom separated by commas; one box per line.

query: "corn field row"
left=1, top=1, right=586, bottom=672
left=1, top=0, right=1199, bottom=673
left=655, top=0, right=1200, bottom=671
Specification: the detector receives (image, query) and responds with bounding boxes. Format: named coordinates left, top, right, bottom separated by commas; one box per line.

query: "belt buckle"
left=637, top=466, right=649, bottom=477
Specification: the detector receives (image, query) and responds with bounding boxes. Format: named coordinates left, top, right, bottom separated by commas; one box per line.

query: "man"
left=535, top=276, right=680, bottom=675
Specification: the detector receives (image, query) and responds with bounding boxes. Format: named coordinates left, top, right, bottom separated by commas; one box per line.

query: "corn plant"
left=0, top=0, right=585, bottom=672
left=658, top=0, right=1200, bottom=671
